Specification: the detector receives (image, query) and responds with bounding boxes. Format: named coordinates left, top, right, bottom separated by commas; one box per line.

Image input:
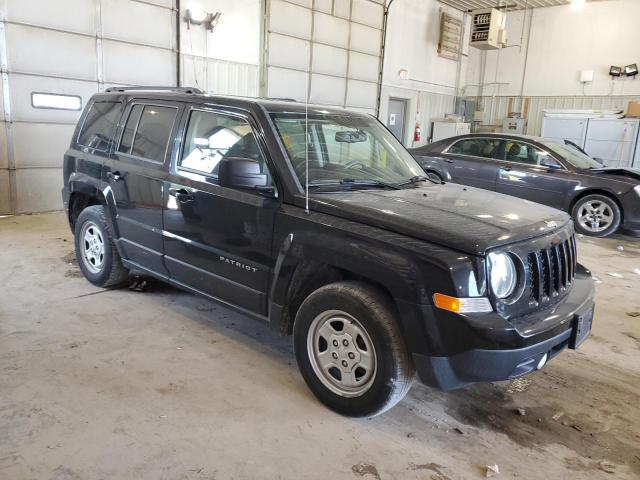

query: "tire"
left=571, top=194, right=621, bottom=238
left=74, top=205, right=129, bottom=287
left=293, top=281, right=414, bottom=417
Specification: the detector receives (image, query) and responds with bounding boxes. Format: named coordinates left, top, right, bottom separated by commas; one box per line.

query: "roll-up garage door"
left=265, top=0, right=384, bottom=114
left=0, top=0, right=177, bottom=214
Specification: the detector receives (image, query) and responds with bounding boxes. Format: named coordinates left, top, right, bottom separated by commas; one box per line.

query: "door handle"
left=169, top=188, right=194, bottom=203
left=107, top=171, right=122, bottom=181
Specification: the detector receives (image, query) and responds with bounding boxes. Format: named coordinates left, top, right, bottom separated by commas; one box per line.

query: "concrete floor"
left=1, top=212, right=639, bottom=480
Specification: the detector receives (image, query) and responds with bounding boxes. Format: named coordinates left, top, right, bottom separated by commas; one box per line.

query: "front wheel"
left=572, top=194, right=621, bottom=237
left=293, top=281, right=414, bottom=417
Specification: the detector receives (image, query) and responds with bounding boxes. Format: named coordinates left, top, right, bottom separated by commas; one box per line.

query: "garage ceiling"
left=438, top=0, right=608, bottom=11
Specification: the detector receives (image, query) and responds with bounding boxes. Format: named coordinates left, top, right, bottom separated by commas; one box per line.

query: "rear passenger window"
left=118, top=105, right=177, bottom=163
left=78, top=101, right=121, bottom=151
left=448, top=138, right=501, bottom=159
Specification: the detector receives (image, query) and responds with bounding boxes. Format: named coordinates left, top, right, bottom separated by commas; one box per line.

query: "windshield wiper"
left=308, top=179, right=401, bottom=191
left=340, top=178, right=402, bottom=190
left=398, top=175, right=441, bottom=186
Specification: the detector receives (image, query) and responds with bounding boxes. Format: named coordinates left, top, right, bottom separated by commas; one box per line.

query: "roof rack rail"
left=104, top=86, right=204, bottom=94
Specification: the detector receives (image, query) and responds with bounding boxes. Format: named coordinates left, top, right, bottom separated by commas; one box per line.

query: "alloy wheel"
left=577, top=200, right=614, bottom=233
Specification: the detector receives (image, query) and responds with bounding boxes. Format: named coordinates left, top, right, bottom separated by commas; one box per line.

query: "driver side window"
left=179, top=110, right=272, bottom=184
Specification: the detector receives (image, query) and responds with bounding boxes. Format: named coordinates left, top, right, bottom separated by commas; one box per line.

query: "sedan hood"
left=585, top=167, right=640, bottom=183
left=311, top=183, right=570, bottom=255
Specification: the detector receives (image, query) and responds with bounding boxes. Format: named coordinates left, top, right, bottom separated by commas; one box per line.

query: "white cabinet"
left=584, top=119, right=639, bottom=168
left=432, top=121, right=470, bottom=142
left=540, top=117, right=588, bottom=147
left=541, top=116, right=640, bottom=169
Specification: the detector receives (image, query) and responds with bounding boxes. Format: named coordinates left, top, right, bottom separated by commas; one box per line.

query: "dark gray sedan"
left=409, top=133, right=640, bottom=237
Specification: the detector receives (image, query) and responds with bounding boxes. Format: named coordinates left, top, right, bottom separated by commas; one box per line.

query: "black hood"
left=583, top=167, right=640, bottom=183
left=310, top=183, right=570, bottom=255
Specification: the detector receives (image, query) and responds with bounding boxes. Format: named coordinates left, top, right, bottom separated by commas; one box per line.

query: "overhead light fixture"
left=185, top=8, right=221, bottom=32
left=398, top=69, right=409, bottom=80
left=570, top=0, right=586, bottom=11
left=625, top=63, right=638, bottom=77
left=185, top=8, right=208, bottom=25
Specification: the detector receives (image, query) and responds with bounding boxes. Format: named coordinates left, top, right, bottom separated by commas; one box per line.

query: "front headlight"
left=634, top=185, right=640, bottom=197
left=488, top=252, right=517, bottom=299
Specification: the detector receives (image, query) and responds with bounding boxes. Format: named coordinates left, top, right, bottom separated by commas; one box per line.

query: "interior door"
left=494, top=140, right=573, bottom=210
left=442, top=137, right=502, bottom=190
left=387, top=98, right=407, bottom=143
left=103, top=100, right=181, bottom=277
left=162, top=107, right=279, bottom=315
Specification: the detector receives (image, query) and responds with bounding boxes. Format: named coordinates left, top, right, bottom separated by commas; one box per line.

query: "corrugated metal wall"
left=264, top=0, right=385, bottom=113
left=474, top=95, right=638, bottom=136
left=0, top=0, right=177, bottom=215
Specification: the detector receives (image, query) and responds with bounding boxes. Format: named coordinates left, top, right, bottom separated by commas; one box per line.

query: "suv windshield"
left=539, top=139, right=602, bottom=169
left=271, top=112, right=424, bottom=189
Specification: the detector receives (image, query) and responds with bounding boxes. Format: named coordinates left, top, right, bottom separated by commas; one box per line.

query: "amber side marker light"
left=433, top=293, right=493, bottom=313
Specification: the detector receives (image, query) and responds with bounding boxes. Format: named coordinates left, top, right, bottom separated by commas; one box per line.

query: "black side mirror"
left=218, top=157, right=268, bottom=189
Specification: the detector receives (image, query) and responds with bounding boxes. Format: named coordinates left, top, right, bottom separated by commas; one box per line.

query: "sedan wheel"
left=572, top=194, right=621, bottom=237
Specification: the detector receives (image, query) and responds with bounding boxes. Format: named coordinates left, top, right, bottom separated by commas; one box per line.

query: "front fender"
left=268, top=206, right=481, bottom=355
left=415, top=155, right=452, bottom=182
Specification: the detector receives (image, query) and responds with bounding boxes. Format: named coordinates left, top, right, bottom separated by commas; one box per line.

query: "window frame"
left=175, top=105, right=274, bottom=185
left=443, top=136, right=567, bottom=170
left=443, top=137, right=503, bottom=160
left=76, top=100, right=123, bottom=152
left=115, top=101, right=180, bottom=165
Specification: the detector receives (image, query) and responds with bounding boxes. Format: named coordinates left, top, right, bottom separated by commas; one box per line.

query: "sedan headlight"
left=488, top=252, right=518, bottom=299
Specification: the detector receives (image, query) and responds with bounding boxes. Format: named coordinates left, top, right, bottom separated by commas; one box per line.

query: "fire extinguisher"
left=413, top=123, right=421, bottom=142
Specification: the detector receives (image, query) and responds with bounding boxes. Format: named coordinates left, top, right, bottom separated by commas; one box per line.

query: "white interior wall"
left=179, top=0, right=260, bottom=95
left=464, top=0, right=640, bottom=134
left=379, top=0, right=469, bottom=147
left=0, top=0, right=177, bottom=215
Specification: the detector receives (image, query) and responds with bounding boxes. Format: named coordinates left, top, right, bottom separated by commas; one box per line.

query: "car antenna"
left=304, top=69, right=310, bottom=215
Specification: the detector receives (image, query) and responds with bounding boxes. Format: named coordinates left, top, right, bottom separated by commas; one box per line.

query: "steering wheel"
left=344, top=160, right=366, bottom=170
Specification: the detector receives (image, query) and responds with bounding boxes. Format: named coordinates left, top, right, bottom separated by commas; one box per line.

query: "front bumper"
left=412, top=265, right=595, bottom=390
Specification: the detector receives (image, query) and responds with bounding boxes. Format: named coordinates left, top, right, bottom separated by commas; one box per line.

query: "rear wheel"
left=293, top=281, right=414, bottom=417
left=572, top=194, right=621, bottom=237
left=74, top=205, right=129, bottom=287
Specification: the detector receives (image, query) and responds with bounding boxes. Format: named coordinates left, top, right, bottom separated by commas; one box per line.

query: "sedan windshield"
left=539, top=139, right=602, bottom=169
left=271, top=112, right=425, bottom=189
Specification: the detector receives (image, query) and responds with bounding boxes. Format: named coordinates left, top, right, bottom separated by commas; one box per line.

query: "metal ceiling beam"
left=438, top=0, right=613, bottom=11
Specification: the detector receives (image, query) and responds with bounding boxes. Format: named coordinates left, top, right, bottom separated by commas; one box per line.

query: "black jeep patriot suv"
left=63, top=87, right=595, bottom=417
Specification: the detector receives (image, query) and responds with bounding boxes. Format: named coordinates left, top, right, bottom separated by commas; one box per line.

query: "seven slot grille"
left=526, top=235, right=577, bottom=303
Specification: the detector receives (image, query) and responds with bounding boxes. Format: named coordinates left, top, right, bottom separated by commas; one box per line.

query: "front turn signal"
left=433, top=293, right=493, bottom=314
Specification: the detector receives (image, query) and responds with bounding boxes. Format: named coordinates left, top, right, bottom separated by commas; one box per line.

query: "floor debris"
left=627, top=311, right=640, bottom=318
left=352, top=464, right=381, bottom=479
left=598, top=460, right=616, bottom=474
left=515, top=408, right=527, bottom=416
left=607, top=272, right=623, bottom=278
left=552, top=412, right=565, bottom=421
left=484, top=464, right=500, bottom=477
